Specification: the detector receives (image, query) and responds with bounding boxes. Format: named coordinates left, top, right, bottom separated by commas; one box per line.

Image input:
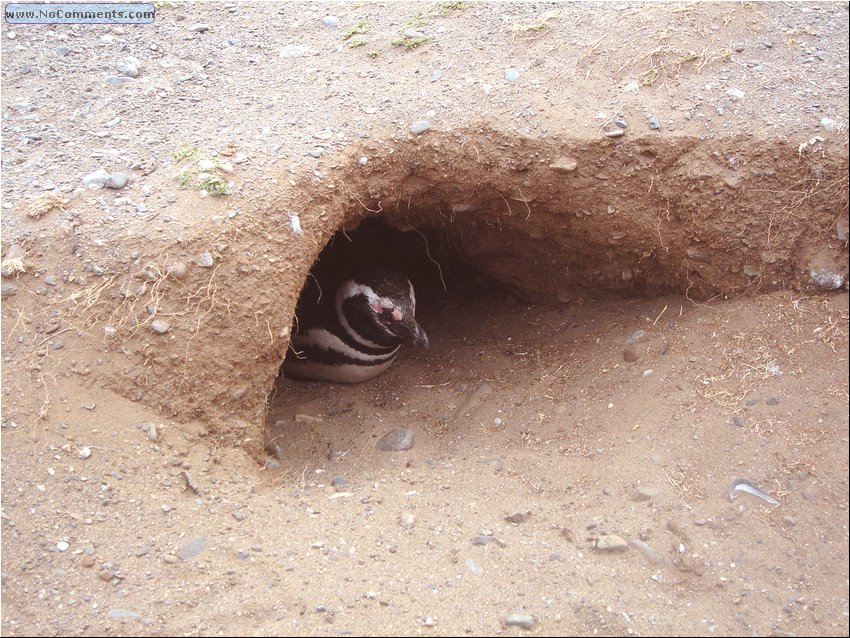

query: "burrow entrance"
left=262, top=130, right=847, bottom=454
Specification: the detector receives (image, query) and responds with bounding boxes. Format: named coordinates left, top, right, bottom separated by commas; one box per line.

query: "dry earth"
left=1, top=1, right=849, bottom=636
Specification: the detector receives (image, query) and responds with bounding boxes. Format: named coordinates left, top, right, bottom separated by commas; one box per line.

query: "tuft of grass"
left=437, top=1, right=467, bottom=15
left=173, top=145, right=199, bottom=163
left=366, top=50, right=380, bottom=58
left=347, top=37, right=368, bottom=48
left=195, top=173, right=234, bottom=196
left=343, top=20, right=371, bottom=40
left=406, top=14, right=430, bottom=28
left=641, top=67, right=660, bottom=86
left=391, top=35, right=435, bottom=49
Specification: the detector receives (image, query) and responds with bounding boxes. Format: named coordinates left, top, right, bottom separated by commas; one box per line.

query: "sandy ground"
left=2, top=2, right=849, bottom=636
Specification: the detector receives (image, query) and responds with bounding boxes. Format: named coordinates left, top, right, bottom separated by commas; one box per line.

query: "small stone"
left=465, top=558, right=482, bottom=574
left=134, top=547, right=150, bottom=557
left=409, top=120, right=430, bottom=135
left=765, top=396, right=780, bottom=406
left=623, top=80, right=640, bottom=93
left=330, top=476, right=350, bottom=489
left=105, top=75, right=135, bottom=85
left=81, top=555, right=95, bottom=568
left=264, top=456, right=281, bottom=470
left=376, top=428, right=414, bottom=451
left=505, top=613, right=535, bottom=629
left=732, top=415, right=744, bottom=427
left=106, top=609, right=141, bottom=620
left=43, top=274, right=58, bottom=286
left=430, top=69, right=443, bottom=82
left=549, top=156, right=578, bottom=173
left=189, top=23, right=210, bottom=32
left=116, top=56, right=140, bottom=78
left=399, top=511, right=416, bottom=530
left=358, top=156, right=368, bottom=166
left=623, top=346, right=640, bottom=363
left=78, top=447, right=92, bottom=460
left=820, top=117, right=836, bottom=132
left=472, top=534, right=496, bottom=546
left=178, top=537, right=206, bottom=560
left=648, top=115, right=661, bottom=130
left=196, top=252, right=214, bottom=268
left=505, top=68, right=519, bottom=82
left=150, top=320, right=170, bottom=334
left=810, top=269, right=844, bottom=290
left=726, top=87, right=745, bottom=99
left=614, top=118, right=628, bottom=128
left=604, top=128, right=625, bottom=138
left=504, top=511, right=530, bottom=524
left=595, top=534, right=629, bottom=552
left=167, top=262, right=188, bottom=279
left=307, top=147, right=324, bottom=158
left=632, top=486, right=658, bottom=501
left=802, top=487, right=817, bottom=501
left=83, top=169, right=111, bottom=189
left=7, top=31, right=16, bottom=39
left=279, top=44, right=316, bottom=58
left=162, top=554, right=179, bottom=564
left=57, top=541, right=70, bottom=552
left=56, top=45, right=71, bottom=57
left=106, top=172, right=129, bottom=189
left=98, top=568, right=114, bottom=581
left=322, top=15, right=339, bottom=27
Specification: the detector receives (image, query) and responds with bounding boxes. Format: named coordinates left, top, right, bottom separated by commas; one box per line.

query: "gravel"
left=376, top=428, right=414, bottom=451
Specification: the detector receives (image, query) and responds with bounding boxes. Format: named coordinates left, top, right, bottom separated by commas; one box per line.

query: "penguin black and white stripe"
left=284, top=269, right=428, bottom=383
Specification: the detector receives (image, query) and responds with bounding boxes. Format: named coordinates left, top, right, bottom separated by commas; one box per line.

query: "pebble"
left=409, top=120, right=430, bottom=135
left=732, top=415, right=745, bottom=427
left=820, top=117, right=836, bottom=132
left=56, top=45, right=71, bottom=57
left=307, top=147, right=324, bottom=158
left=505, top=614, right=535, bottom=629
left=614, top=118, right=628, bottom=128
left=322, top=15, right=339, bottom=27
left=150, top=319, right=170, bottom=334
left=726, top=87, right=745, bottom=99
left=604, top=128, right=625, bottom=138
left=162, top=554, right=179, bottom=564
left=106, top=609, right=141, bottom=620
left=105, top=75, right=135, bottom=85
left=648, top=115, right=661, bottom=130
left=197, top=252, right=214, bottom=268
left=178, top=537, right=206, bottom=560
left=7, top=31, right=16, bottom=39
left=83, top=169, right=111, bottom=189
left=43, top=274, right=57, bottom=286
left=810, top=269, right=844, bottom=290
left=472, top=534, right=496, bottom=546
left=622, top=346, right=640, bottom=363
left=279, top=44, right=316, bottom=58
left=57, top=541, right=70, bottom=552
left=106, top=172, right=129, bottom=189
left=765, top=396, right=780, bottom=406
left=623, top=80, right=639, bottom=93
left=330, top=476, right=350, bottom=489
left=504, top=511, right=530, bottom=524
left=430, top=69, right=443, bottom=82
left=264, top=456, right=281, bottom=470
left=167, top=262, right=188, bottom=279
left=105, top=117, right=121, bottom=128
left=464, top=558, right=482, bottom=574
left=81, top=555, right=95, bottom=568
left=632, top=486, right=658, bottom=501
left=98, top=568, right=114, bottom=581
left=116, top=56, right=140, bottom=78
left=134, top=547, right=150, bottom=557
left=399, top=511, right=416, bottom=530
left=549, top=156, right=578, bottom=173
left=189, top=23, right=210, bottom=32
left=505, top=68, right=519, bottom=82
left=376, top=428, right=414, bottom=451
left=78, top=446, right=92, bottom=460
left=594, top=534, right=629, bottom=552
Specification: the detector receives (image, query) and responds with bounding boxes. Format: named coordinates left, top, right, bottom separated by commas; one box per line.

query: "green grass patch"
left=343, top=20, right=371, bottom=40
left=391, top=35, right=435, bottom=49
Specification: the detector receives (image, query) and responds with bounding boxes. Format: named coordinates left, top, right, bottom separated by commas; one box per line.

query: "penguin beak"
left=405, top=317, right=429, bottom=348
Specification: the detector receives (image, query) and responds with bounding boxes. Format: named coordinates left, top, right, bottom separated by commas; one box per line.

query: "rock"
left=330, top=476, right=350, bottom=489
left=550, top=156, right=578, bottom=173
left=505, top=68, right=519, bottom=82
left=167, top=262, right=188, bottom=279
left=595, top=534, right=629, bottom=552
left=307, top=147, right=324, bottom=158
left=648, top=115, right=661, bottom=130
left=116, top=56, right=140, bottom=78
left=196, top=252, right=214, bottom=268
left=430, top=69, right=443, bottom=82
left=604, top=128, right=625, bottom=138
left=178, top=537, right=206, bottom=560
left=472, top=534, right=496, bottom=545
left=623, top=80, right=640, bottom=93
left=614, top=118, right=628, bottom=128
left=279, top=44, right=316, bottom=58
left=632, top=486, right=658, bottom=501
left=623, top=346, right=640, bottom=363
left=105, top=75, right=135, bottom=85
left=376, top=428, right=414, bottom=451
left=78, top=447, right=92, bottom=460
left=189, top=23, right=209, bottom=32
left=399, top=511, right=416, bottom=530
left=106, top=172, right=129, bottom=189
left=504, top=511, right=530, bottom=524
left=409, top=120, right=430, bottom=135
left=57, top=541, right=70, bottom=552
left=465, top=558, right=482, bottom=574
left=322, top=15, right=339, bottom=27
left=505, top=613, right=535, bottom=629
left=162, top=554, right=179, bottom=564
left=726, top=87, right=745, bottom=99
left=99, top=568, right=114, bottom=581
left=106, top=609, right=141, bottom=620
left=765, top=396, right=780, bottom=406
left=83, top=169, right=111, bottom=189
left=820, top=117, right=836, bottom=132
left=56, top=45, right=71, bottom=57
left=150, top=320, right=170, bottom=334
left=732, top=415, right=744, bottom=427
left=810, top=269, right=844, bottom=290
left=81, top=555, right=95, bottom=568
